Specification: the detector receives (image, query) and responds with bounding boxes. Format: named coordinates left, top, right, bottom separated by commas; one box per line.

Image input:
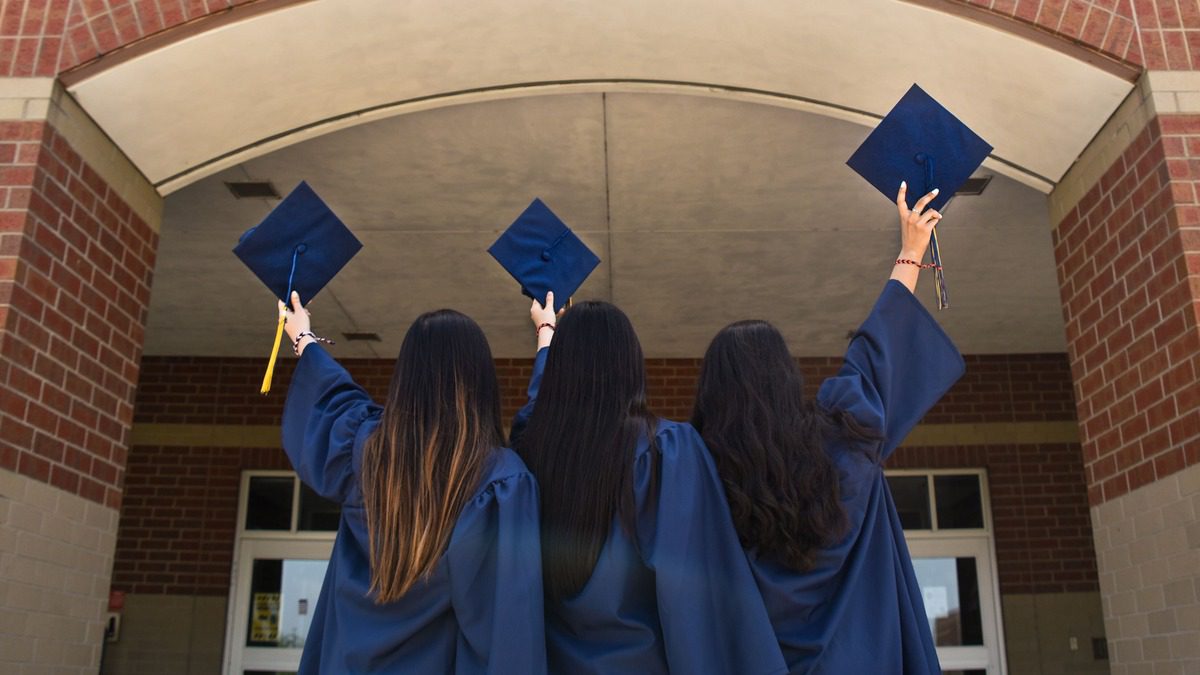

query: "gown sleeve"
left=508, top=346, right=549, bottom=447
left=447, top=465, right=547, bottom=675
left=281, top=344, right=382, bottom=504
left=817, top=280, right=965, bottom=460
left=638, top=422, right=788, bottom=675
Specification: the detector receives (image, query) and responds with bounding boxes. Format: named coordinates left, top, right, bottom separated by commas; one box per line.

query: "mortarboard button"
left=488, top=198, right=600, bottom=313
left=232, top=181, right=362, bottom=393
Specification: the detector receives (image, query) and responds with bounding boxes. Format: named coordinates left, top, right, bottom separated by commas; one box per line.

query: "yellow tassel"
left=261, top=307, right=286, bottom=395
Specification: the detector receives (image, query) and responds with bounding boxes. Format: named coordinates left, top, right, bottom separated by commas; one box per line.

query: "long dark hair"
left=515, top=301, right=657, bottom=602
left=360, top=310, right=504, bottom=602
left=690, top=320, right=873, bottom=571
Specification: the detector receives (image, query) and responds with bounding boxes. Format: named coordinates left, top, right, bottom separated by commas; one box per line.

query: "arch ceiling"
left=64, top=0, right=1132, bottom=357
left=65, top=0, right=1133, bottom=193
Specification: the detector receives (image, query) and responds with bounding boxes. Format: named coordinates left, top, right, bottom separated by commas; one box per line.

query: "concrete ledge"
left=129, top=424, right=281, bottom=448
left=130, top=420, right=1080, bottom=448
left=0, top=77, right=162, bottom=230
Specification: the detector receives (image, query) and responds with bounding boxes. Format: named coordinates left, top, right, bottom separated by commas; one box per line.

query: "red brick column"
left=0, top=119, right=157, bottom=507
left=1052, top=91, right=1200, bottom=667
left=0, top=112, right=160, bottom=673
left=1054, top=116, right=1200, bottom=505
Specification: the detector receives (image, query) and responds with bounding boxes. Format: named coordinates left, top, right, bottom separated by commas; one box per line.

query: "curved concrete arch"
left=64, top=0, right=1133, bottom=193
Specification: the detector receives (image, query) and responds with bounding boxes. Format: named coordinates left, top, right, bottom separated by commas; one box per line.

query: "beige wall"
left=1002, top=592, right=1110, bottom=674
left=1091, top=462, right=1200, bottom=673
left=0, top=469, right=119, bottom=675
left=101, top=595, right=226, bottom=675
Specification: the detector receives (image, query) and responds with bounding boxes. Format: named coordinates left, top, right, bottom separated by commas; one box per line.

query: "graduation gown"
left=748, top=280, right=965, bottom=674
left=513, top=348, right=787, bottom=675
left=281, top=345, right=547, bottom=675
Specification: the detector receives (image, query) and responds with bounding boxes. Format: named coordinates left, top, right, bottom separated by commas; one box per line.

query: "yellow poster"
left=251, top=592, right=280, bottom=642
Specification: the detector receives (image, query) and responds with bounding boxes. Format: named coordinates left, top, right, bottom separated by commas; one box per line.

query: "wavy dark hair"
left=360, top=310, right=504, bottom=602
left=690, top=320, right=874, bottom=571
left=514, top=301, right=657, bottom=602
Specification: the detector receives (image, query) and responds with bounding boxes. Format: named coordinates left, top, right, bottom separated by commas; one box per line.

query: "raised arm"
left=509, top=292, right=556, bottom=446
left=280, top=292, right=381, bottom=503
left=889, top=181, right=943, bottom=294
left=817, top=184, right=963, bottom=460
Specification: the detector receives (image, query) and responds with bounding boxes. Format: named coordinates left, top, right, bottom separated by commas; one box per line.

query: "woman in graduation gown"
left=511, top=292, right=787, bottom=675
left=690, top=184, right=965, bottom=674
left=278, top=295, right=546, bottom=675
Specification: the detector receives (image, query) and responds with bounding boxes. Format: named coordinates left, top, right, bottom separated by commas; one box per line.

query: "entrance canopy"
left=58, top=0, right=1134, bottom=358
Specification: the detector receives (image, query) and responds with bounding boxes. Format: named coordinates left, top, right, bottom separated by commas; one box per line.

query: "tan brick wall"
left=0, top=468, right=118, bottom=675
left=1002, top=592, right=1109, bottom=675
left=1091, top=461, right=1200, bottom=671
left=100, top=594, right=225, bottom=675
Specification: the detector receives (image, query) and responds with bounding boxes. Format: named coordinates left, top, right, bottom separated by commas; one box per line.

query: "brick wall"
left=114, top=351, right=1095, bottom=596
left=1052, top=116, right=1200, bottom=507
left=112, top=444, right=288, bottom=595
left=132, top=352, right=1078, bottom=427
left=0, top=120, right=157, bottom=509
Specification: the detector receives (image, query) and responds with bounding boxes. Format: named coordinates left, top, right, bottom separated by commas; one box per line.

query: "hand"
left=531, top=292, right=557, bottom=350
left=278, top=291, right=311, bottom=344
left=896, top=181, right=942, bottom=260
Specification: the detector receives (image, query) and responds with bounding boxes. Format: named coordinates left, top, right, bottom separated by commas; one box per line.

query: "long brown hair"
left=513, top=301, right=656, bottom=602
left=360, top=310, right=504, bottom=603
left=691, top=320, right=875, bottom=571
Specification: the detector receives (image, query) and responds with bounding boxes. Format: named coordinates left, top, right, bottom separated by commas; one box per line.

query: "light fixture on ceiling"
left=342, top=332, right=382, bottom=342
left=955, top=175, right=992, bottom=196
left=225, top=181, right=280, bottom=199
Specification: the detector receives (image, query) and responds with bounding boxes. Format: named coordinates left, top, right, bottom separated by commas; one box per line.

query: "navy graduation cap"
left=847, top=84, right=993, bottom=309
left=233, top=181, right=362, bottom=393
left=488, top=198, right=600, bottom=314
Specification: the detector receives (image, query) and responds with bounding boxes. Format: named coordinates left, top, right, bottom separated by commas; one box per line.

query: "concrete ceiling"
left=146, top=92, right=1065, bottom=359
left=66, top=0, right=1132, bottom=192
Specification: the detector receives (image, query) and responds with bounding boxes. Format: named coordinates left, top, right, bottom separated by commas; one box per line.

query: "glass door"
left=225, top=538, right=333, bottom=675
left=908, top=536, right=1004, bottom=674
left=224, top=472, right=339, bottom=675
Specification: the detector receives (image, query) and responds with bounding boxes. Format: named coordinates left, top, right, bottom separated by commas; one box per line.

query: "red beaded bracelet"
left=896, top=258, right=942, bottom=270
left=537, top=323, right=556, bottom=336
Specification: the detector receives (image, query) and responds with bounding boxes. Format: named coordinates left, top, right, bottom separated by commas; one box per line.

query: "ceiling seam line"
left=603, top=92, right=615, bottom=304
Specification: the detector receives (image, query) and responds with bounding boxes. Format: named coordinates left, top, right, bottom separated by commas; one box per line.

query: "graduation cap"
left=488, top=198, right=600, bottom=314
left=233, top=181, right=362, bottom=393
left=846, top=84, right=993, bottom=309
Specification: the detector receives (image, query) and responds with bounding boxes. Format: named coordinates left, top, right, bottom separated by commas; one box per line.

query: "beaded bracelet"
left=896, top=258, right=942, bottom=270
left=537, top=323, right=556, bottom=336
left=294, top=331, right=335, bottom=355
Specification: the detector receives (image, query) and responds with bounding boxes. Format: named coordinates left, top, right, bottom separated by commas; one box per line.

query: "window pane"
left=298, top=483, right=341, bottom=531
left=935, top=474, right=984, bottom=529
left=246, top=477, right=294, bottom=530
left=886, top=475, right=932, bottom=530
left=912, top=557, right=984, bottom=647
left=245, top=558, right=328, bottom=648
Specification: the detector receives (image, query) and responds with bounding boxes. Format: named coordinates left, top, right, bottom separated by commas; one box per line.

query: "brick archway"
left=2, top=2, right=1200, bottom=674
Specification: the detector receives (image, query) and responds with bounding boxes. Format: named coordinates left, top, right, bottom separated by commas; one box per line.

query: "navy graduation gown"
left=281, top=345, right=547, bottom=675
left=748, top=280, right=966, bottom=674
left=513, top=348, right=787, bottom=675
